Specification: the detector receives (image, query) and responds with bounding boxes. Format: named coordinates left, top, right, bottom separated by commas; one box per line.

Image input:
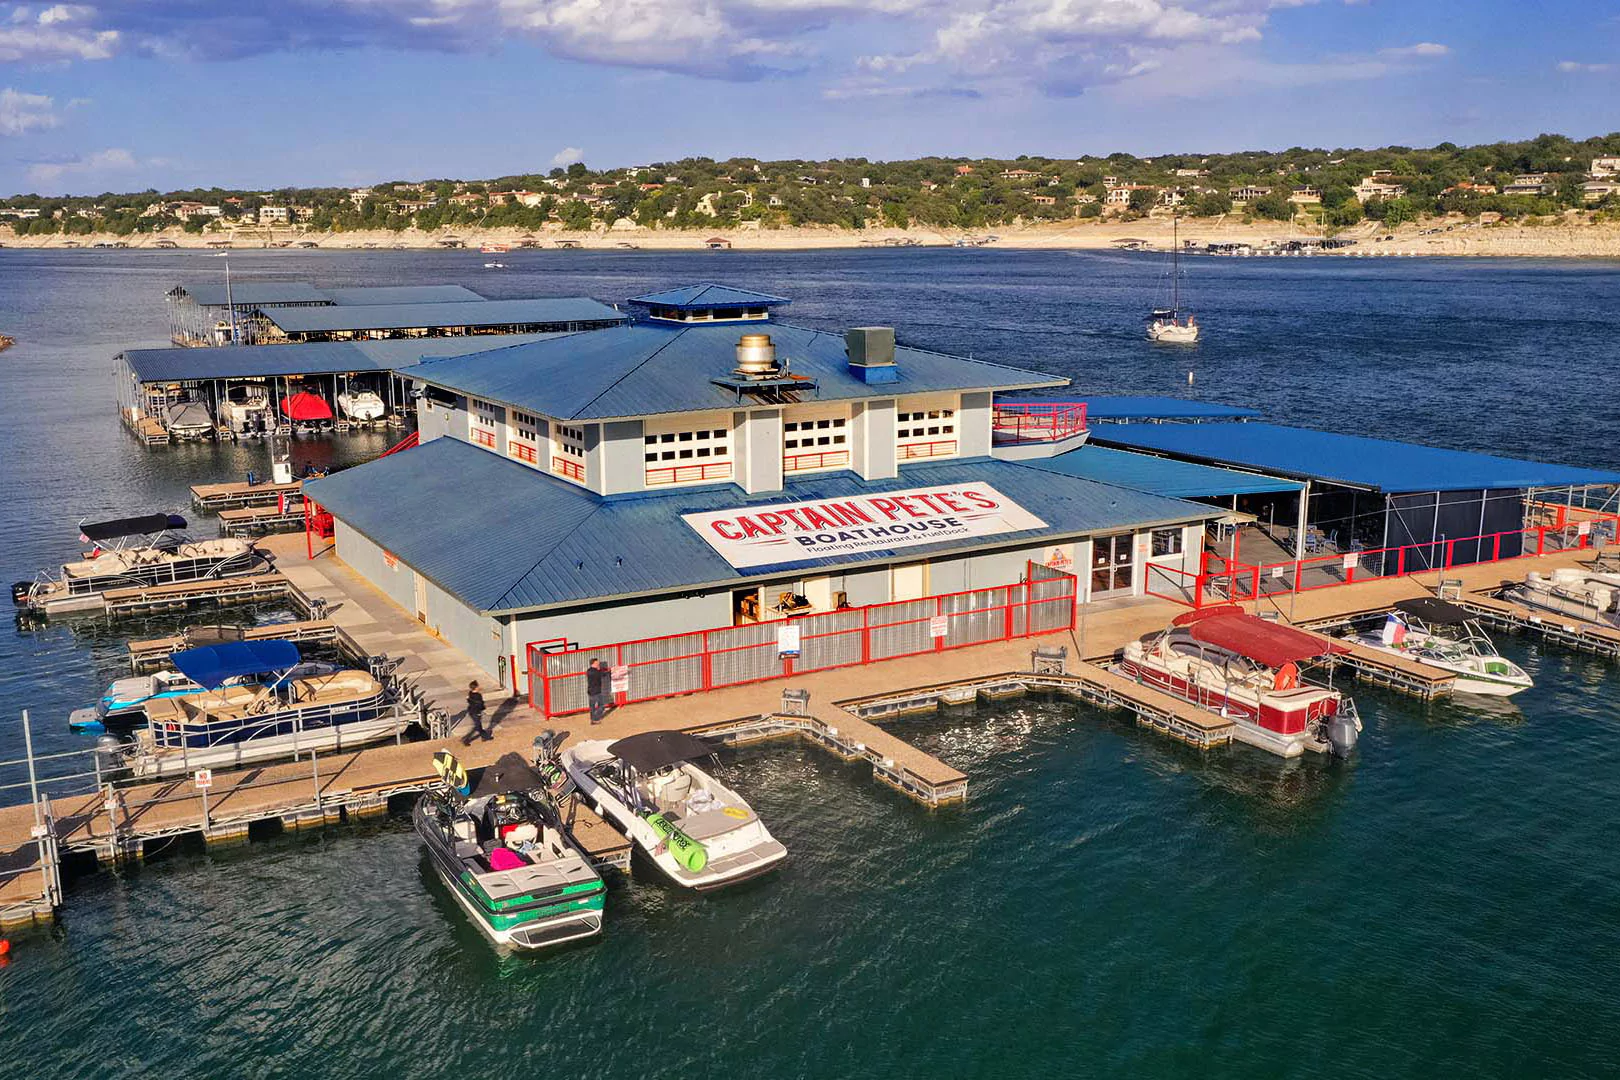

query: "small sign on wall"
left=929, top=615, right=949, bottom=638
left=1342, top=553, right=1358, bottom=570
left=777, top=624, right=801, bottom=657
left=611, top=664, right=630, bottom=694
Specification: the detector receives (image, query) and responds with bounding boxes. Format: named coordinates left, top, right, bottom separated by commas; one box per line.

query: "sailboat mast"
left=1171, top=215, right=1179, bottom=314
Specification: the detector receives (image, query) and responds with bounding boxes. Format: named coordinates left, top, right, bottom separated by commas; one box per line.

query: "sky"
left=0, top=0, right=1616, bottom=196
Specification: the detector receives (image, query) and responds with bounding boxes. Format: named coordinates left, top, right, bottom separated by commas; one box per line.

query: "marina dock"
left=216, top=501, right=308, bottom=537
left=127, top=618, right=338, bottom=671
left=190, top=479, right=302, bottom=510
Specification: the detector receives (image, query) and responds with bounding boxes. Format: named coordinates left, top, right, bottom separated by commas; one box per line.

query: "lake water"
left=1, top=248, right=1618, bottom=1078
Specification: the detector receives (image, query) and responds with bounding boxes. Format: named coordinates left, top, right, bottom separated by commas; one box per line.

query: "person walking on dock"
left=587, top=659, right=611, bottom=725
left=463, top=680, right=490, bottom=744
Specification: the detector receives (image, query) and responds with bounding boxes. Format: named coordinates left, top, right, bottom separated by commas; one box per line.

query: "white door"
left=891, top=561, right=928, bottom=602
left=413, top=572, right=428, bottom=624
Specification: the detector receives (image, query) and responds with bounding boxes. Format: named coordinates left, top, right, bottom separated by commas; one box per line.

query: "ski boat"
left=280, top=390, right=333, bottom=434
left=1117, top=606, right=1362, bottom=758
left=97, top=640, right=407, bottom=779
left=563, top=730, right=787, bottom=891
left=13, top=513, right=267, bottom=617
left=68, top=660, right=343, bottom=733
left=1147, top=214, right=1199, bottom=343
left=336, top=389, right=386, bottom=422
left=414, top=746, right=606, bottom=950
left=222, top=384, right=271, bottom=436
left=1351, top=597, right=1532, bottom=697
left=1508, top=567, right=1620, bottom=630
left=165, top=398, right=215, bottom=440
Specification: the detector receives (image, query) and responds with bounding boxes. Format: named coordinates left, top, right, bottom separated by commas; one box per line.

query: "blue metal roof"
left=119, top=334, right=564, bottom=382
left=262, top=298, right=626, bottom=334
left=627, top=283, right=791, bottom=310
left=321, top=285, right=485, bottom=306
left=175, top=282, right=330, bottom=307
left=1078, top=396, right=1262, bottom=421
left=1091, top=422, right=1620, bottom=494
left=403, top=320, right=1065, bottom=421
left=307, top=436, right=1214, bottom=615
left=1021, top=445, right=1301, bottom=499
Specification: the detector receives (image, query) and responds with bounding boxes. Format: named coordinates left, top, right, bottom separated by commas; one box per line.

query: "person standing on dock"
left=464, top=680, right=490, bottom=743
left=587, top=659, right=611, bottom=725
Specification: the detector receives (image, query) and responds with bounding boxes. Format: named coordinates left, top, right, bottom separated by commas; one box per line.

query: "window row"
left=645, top=429, right=726, bottom=444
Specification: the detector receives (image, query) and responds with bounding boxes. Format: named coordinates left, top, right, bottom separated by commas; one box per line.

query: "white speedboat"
left=166, top=398, right=215, bottom=440
left=414, top=748, right=606, bottom=951
left=1116, top=605, right=1361, bottom=758
left=1351, top=597, right=1532, bottom=697
left=336, top=389, right=386, bottom=422
left=563, top=730, right=787, bottom=891
left=13, top=513, right=267, bottom=616
left=222, top=384, right=272, bottom=436
left=100, top=640, right=407, bottom=779
left=1509, top=568, right=1620, bottom=629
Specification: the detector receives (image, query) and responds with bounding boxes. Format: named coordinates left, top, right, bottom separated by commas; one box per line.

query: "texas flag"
left=1380, top=615, right=1408, bottom=647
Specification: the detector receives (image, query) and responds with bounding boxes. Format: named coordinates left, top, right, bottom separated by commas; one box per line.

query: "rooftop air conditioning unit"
left=846, top=327, right=899, bottom=384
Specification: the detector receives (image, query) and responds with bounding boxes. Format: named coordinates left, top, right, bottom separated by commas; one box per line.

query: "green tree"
left=1192, top=191, right=1231, bottom=217
left=1127, top=187, right=1156, bottom=214
left=558, top=200, right=593, bottom=229
left=1251, top=192, right=1294, bottom=221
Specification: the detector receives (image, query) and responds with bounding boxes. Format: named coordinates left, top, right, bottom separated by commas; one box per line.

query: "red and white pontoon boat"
left=1117, top=605, right=1362, bottom=758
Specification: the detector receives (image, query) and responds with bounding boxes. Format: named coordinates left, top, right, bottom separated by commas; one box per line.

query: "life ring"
left=722, top=806, right=750, bottom=820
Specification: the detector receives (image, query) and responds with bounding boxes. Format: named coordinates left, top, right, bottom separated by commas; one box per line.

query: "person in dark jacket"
left=586, top=659, right=611, bottom=725
left=463, top=680, right=489, bottom=744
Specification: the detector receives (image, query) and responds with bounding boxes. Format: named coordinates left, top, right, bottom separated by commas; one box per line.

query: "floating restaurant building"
left=307, top=285, right=1255, bottom=699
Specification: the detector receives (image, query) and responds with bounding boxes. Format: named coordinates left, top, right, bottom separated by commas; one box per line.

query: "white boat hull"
left=129, top=710, right=408, bottom=779
left=1149, top=322, right=1199, bottom=343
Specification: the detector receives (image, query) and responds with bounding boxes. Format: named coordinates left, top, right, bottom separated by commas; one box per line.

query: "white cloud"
left=1380, top=41, right=1448, bottom=58
left=1556, top=60, right=1612, bottom=73
left=26, top=146, right=137, bottom=185
left=549, top=145, right=584, bottom=167
left=0, top=3, right=118, bottom=62
left=0, top=86, right=58, bottom=135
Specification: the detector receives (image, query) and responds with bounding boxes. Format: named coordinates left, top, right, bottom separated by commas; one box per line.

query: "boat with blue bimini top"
left=96, top=639, right=410, bottom=779
left=13, top=513, right=269, bottom=617
left=414, top=741, right=607, bottom=951
left=67, top=659, right=343, bottom=734
left=563, top=730, right=787, bottom=892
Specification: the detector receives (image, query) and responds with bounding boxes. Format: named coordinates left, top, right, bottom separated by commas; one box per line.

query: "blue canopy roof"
left=1091, top=422, right=1620, bottom=494
left=308, top=436, right=1214, bottom=614
left=402, top=320, right=1063, bottom=421
left=174, top=282, right=330, bottom=307
left=1077, top=396, right=1261, bottom=421
left=119, top=334, right=564, bottom=383
left=320, top=285, right=484, bottom=306
left=172, top=640, right=302, bottom=689
left=627, top=283, right=791, bottom=310
left=1021, top=445, right=1300, bottom=499
left=262, top=298, right=625, bottom=334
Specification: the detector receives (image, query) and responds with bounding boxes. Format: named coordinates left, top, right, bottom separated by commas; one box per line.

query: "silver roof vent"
left=734, top=333, right=780, bottom=378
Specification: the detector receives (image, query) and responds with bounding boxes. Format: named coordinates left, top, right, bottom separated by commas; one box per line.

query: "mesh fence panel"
left=797, top=610, right=865, bottom=670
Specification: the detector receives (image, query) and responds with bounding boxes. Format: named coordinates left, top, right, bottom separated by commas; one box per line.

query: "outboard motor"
left=12, top=581, right=33, bottom=607
left=1327, top=713, right=1360, bottom=757
left=95, top=735, right=132, bottom=780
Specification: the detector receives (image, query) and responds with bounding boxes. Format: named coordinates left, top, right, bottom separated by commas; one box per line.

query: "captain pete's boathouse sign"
left=683, top=485, right=1048, bottom=569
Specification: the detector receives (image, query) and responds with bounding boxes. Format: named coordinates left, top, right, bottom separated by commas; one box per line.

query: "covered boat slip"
left=1089, top=420, right=1620, bottom=598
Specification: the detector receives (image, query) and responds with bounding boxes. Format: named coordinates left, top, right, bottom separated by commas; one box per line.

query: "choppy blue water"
left=1, top=249, right=1618, bottom=1079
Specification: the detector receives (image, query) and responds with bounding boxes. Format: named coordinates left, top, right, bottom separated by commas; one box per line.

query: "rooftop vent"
left=735, top=333, right=781, bottom=378
left=846, top=327, right=899, bottom=384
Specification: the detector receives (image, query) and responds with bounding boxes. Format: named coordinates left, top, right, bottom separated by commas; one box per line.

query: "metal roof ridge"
left=564, top=323, right=693, bottom=420
left=407, top=327, right=599, bottom=370
left=488, top=500, right=610, bottom=612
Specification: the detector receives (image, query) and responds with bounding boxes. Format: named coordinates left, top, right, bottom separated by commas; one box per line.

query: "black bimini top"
left=1394, top=597, right=1473, bottom=627
left=80, top=513, right=186, bottom=542
left=607, top=730, right=716, bottom=773
left=470, top=752, right=550, bottom=800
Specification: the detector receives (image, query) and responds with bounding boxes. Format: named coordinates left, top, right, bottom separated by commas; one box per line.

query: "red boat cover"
left=280, top=391, right=333, bottom=421
left=1181, top=610, right=1349, bottom=668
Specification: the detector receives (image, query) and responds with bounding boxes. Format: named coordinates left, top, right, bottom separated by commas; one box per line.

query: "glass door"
left=1090, top=534, right=1135, bottom=599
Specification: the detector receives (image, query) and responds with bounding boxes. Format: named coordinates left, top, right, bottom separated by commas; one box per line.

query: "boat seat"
left=451, top=818, right=478, bottom=844
left=649, top=771, right=692, bottom=809
left=453, top=840, right=481, bottom=861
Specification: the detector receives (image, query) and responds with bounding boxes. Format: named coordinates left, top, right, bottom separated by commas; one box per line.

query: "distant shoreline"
left=6, top=219, right=1620, bottom=258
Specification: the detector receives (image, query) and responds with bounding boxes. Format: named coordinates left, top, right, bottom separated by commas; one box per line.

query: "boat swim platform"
left=189, top=479, right=302, bottom=510
left=127, top=618, right=339, bottom=671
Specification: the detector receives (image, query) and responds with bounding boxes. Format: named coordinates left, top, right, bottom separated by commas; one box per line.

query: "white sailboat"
left=1148, top=215, right=1200, bottom=343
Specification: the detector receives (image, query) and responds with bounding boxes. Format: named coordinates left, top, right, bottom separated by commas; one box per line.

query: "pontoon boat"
left=1509, top=568, right=1620, bottom=629
left=97, top=640, right=407, bottom=778
left=13, top=513, right=267, bottom=616
left=414, top=746, right=606, bottom=950
left=1351, top=597, right=1532, bottom=697
left=68, top=659, right=342, bottom=733
left=1117, top=606, right=1361, bottom=757
left=222, top=384, right=271, bottom=436
left=563, top=730, right=787, bottom=891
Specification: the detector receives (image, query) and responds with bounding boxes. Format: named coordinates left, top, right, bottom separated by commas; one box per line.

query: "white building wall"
left=599, top=420, right=646, bottom=495
left=958, top=391, right=993, bottom=457
left=511, top=592, right=733, bottom=653
left=334, top=520, right=416, bottom=613
left=423, top=576, right=505, bottom=679
left=853, top=399, right=898, bottom=480
left=738, top=408, right=784, bottom=494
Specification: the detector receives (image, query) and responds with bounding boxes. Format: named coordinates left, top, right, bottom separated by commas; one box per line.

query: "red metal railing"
left=1152, top=514, right=1619, bottom=609
left=646, top=461, right=733, bottom=486
left=510, top=441, right=538, bottom=464
left=992, top=402, right=1089, bottom=443
left=527, top=564, right=1077, bottom=716
left=379, top=430, right=419, bottom=457
left=783, top=450, right=850, bottom=473
left=471, top=427, right=496, bottom=448
left=898, top=439, right=958, bottom=461
left=552, top=457, right=584, bottom=482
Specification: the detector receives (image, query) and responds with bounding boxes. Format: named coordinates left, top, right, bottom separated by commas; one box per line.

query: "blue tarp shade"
left=1020, top=446, right=1299, bottom=499
left=1091, top=422, right=1620, bottom=493
left=172, top=640, right=302, bottom=689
